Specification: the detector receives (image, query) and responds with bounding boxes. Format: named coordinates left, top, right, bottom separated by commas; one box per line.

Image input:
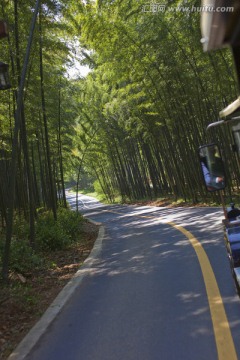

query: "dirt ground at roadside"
left=0, top=221, right=99, bottom=360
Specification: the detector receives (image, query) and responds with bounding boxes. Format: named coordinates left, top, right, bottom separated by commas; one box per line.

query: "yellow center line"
left=169, top=222, right=237, bottom=360
left=105, top=209, right=237, bottom=359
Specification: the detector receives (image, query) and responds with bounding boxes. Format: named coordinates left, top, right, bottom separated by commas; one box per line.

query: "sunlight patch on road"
left=177, top=292, right=201, bottom=302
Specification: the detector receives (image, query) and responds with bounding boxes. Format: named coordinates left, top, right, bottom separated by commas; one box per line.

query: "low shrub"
left=35, top=211, right=70, bottom=251
left=9, top=238, right=43, bottom=274
left=57, top=208, right=84, bottom=241
left=0, top=235, right=43, bottom=276
left=13, top=215, right=30, bottom=240
left=35, top=208, right=84, bottom=251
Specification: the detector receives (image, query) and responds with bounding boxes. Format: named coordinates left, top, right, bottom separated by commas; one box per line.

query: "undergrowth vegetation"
left=0, top=208, right=85, bottom=278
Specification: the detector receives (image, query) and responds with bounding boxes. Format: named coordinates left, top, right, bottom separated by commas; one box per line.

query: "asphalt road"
left=11, top=192, right=240, bottom=360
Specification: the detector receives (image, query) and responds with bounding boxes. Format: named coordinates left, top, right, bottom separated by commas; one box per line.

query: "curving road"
left=11, top=192, right=240, bottom=360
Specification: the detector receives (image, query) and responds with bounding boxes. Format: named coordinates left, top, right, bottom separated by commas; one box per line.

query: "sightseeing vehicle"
left=199, top=0, right=240, bottom=294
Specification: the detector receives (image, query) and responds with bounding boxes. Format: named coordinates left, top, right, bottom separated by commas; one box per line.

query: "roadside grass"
left=69, top=187, right=233, bottom=208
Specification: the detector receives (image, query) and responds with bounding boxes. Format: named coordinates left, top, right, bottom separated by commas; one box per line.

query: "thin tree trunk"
left=57, top=86, right=67, bottom=208
left=39, top=9, right=57, bottom=220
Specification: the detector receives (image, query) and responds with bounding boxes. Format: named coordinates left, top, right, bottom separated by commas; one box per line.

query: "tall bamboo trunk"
left=39, top=10, right=57, bottom=220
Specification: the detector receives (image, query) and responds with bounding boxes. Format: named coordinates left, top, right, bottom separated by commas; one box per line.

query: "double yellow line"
left=106, top=208, right=237, bottom=359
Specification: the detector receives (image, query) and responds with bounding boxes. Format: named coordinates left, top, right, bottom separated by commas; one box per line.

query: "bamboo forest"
left=0, top=0, right=239, bottom=282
